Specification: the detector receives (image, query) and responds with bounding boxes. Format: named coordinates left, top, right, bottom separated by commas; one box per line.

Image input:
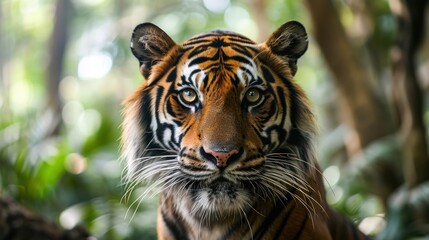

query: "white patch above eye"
left=236, top=61, right=258, bottom=85
left=236, top=62, right=262, bottom=104
left=181, top=61, right=206, bottom=103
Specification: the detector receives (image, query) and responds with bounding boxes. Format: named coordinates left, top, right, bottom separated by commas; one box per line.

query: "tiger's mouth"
left=189, top=173, right=261, bottom=203
left=186, top=176, right=255, bottom=220
left=188, top=175, right=241, bottom=191
left=175, top=146, right=266, bottom=212
left=204, top=178, right=238, bottom=198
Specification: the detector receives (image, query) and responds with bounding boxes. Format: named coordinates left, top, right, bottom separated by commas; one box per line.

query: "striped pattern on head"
left=121, top=21, right=367, bottom=240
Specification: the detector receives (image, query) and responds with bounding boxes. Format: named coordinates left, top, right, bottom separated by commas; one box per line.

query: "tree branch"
left=0, top=198, right=92, bottom=240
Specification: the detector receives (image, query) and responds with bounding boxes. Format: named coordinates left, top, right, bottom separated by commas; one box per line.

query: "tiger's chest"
left=157, top=192, right=332, bottom=240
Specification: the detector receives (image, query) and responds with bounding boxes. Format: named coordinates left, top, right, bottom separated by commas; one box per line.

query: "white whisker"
left=238, top=205, right=253, bottom=240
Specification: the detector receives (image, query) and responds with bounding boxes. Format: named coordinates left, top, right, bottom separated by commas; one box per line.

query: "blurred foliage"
left=0, top=0, right=402, bottom=239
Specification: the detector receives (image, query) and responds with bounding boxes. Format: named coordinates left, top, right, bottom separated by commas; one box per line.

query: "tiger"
left=121, top=21, right=369, bottom=240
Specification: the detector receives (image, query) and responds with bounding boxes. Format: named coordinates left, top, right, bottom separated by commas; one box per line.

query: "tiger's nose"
left=202, top=147, right=240, bottom=169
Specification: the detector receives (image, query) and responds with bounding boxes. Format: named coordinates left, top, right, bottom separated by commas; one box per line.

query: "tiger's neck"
left=156, top=175, right=332, bottom=240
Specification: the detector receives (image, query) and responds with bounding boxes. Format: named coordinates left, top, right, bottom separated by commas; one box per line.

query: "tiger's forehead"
left=182, top=30, right=256, bottom=47
left=179, top=31, right=260, bottom=88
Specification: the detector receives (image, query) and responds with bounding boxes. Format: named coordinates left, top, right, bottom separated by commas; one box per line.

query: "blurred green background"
left=0, top=0, right=416, bottom=239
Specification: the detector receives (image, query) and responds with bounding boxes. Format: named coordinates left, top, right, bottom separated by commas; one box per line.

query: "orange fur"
left=122, top=22, right=369, bottom=240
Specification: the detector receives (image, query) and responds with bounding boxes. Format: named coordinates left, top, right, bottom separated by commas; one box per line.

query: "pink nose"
left=204, top=148, right=239, bottom=168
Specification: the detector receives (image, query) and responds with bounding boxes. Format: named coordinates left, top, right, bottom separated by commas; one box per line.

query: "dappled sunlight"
left=203, top=0, right=230, bottom=13
left=60, top=204, right=83, bottom=229
left=323, top=165, right=341, bottom=186
left=8, top=62, right=38, bottom=115
left=78, top=52, right=113, bottom=80
left=2, top=0, right=426, bottom=239
left=65, top=153, right=87, bottom=174
left=152, top=13, right=183, bottom=37
left=62, top=101, right=84, bottom=125
left=359, top=215, right=386, bottom=236
left=224, top=6, right=258, bottom=39
left=75, top=0, right=106, bottom=7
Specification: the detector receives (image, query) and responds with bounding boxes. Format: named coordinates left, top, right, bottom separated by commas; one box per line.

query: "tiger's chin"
left=173, top=178, right=255, bottom=225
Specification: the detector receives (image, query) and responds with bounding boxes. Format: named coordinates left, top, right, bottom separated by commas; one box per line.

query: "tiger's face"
left=123, top=21, right=316, bottom=222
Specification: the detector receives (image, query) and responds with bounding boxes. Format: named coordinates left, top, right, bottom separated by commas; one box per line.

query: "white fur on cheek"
left=122, top=101, right=144, bottom=178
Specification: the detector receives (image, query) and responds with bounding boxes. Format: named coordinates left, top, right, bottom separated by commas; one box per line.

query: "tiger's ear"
left=130, top=23, right=176, bottom=79
left=264, top=21, right=308, bottom=76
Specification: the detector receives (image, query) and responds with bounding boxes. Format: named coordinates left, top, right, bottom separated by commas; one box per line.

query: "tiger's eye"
left=245, top=88, right=261, bottom=104
left=181, top=88, right=197, bottom=104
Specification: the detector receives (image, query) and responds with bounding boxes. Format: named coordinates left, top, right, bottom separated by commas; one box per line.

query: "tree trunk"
left=302, top=0, right=402, bottom=204
left=390, top=0, right=429, bottom=188
left=0, top=1, right=10, bottom=118
left=45, top=0, right=73, bottom=136
left=302, top=0, right=396, bottom=155
left=248, top=0, right=270, bottom=42
left=378, top=0, right=429, bottom=234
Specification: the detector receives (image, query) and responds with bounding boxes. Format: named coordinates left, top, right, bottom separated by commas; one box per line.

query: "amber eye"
left=245, top=88, right=262, bottom=105
left=180, top=88, right=198, bottom=104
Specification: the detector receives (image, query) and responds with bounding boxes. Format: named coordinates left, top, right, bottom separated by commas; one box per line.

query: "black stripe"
left=231, top=45, right=256, bottom=56
left=166, top=98, right=176, bottom=118
left=189, top=68, right=202, bottom=81
left=180, top=164, right=207, bottom=172
left=189, top=56, right=213, bottom=66
left=291, top=212, right=308, bottom=240
left=230, top=55, right=252, bottom=65
left=253, top=202, right=286, bottom=239
left=272, top=200, right=296, bottom=239
left=203, top=75, right=217, bottom=93
left=154, top=86, right=168, bottom=149
left=154, top=86, right=180, bottom=148
left=154, top=86, right=164, bottom=119
left=261, top=65, right=276, bottom=83
left=181, top=153, right=200, bottom=162
left=139, top=90, right=155, bottom=151
left=187, top=45, right=211, bottom=59
left=166, top=68, right=177, bottom=82
left=184, top=38, right=212, bottom=46
left=223, top=221, right=243, bottom=238
left=228, top=36, right=255, bottom=45
left=238, top=66, right=255, bottom=81
left=179, top=147, right=187, bottom=156
left=229, top=39, right=254, bottom=45
left=266, top=100, right=277, bottom=121
left=276, top=86, right=287, bottom=127
left=264, top=125, right=287, bottom=147
left=162, top=210, right=189, bottom=240
left=136, top=88, right=173, bottom=157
